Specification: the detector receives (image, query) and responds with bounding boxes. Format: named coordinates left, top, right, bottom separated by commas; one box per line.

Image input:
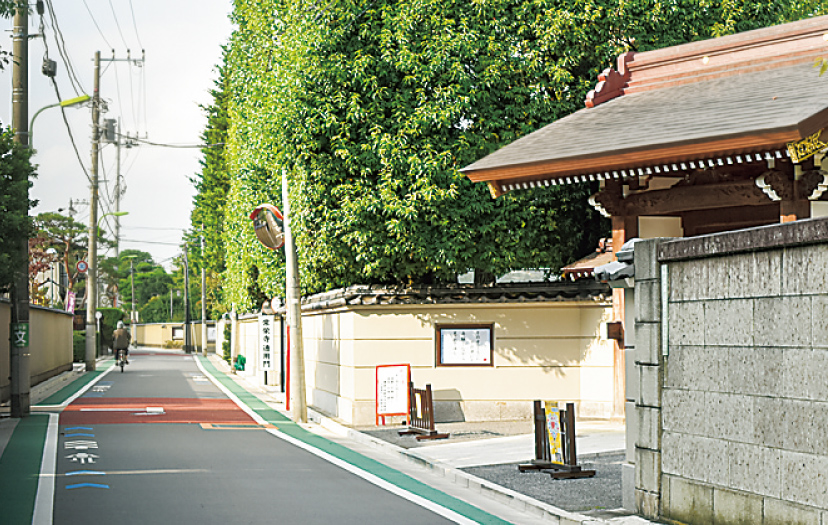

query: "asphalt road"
left=46, top=351, right=504, bottom=525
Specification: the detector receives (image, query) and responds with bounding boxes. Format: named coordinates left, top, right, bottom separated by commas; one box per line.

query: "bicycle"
left=117, top=348, right=127, bottom=372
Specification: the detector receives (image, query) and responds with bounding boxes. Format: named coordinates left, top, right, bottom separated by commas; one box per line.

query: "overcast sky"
left=0, top=1, right=233, bottom=268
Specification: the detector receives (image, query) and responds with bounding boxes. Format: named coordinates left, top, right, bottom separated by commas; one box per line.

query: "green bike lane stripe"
left=37, top=360, right=116, bottom=406
left=0, top=414, right=50, bottom=525
left=197, top=356, right=511, bottom=525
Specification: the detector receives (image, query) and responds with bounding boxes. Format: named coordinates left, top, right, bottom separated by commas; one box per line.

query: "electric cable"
left=108, top=0, right=130, bottom=50
left=128, top=0, right=144, bottom=49
left=113, top=129, right=223, bottom=149
left=44, top=0, right=85, bottom=95
left=81, top=0, right=113, bottom=50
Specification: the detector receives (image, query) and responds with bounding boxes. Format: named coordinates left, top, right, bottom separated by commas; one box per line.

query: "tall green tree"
left=188, top=50, right=232, bottom=319
left=0, top=126, right=36, bottom=292
left=215, top=0, right=825, bottom=312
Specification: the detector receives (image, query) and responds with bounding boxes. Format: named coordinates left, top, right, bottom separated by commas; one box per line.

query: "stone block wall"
left=639, top=218, right=828, bottom=525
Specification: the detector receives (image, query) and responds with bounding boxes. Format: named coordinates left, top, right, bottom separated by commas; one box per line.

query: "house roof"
left=461, top=16, right=828, bottom=195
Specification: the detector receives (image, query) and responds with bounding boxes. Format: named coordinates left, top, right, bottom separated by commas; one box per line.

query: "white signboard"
left=259, top=314, right=275, bottom=371
left=207, top=326, right=217, bottom=343
left=376, top=364, right=410, bottom=421
left=439, top=326, right=492, bottom=365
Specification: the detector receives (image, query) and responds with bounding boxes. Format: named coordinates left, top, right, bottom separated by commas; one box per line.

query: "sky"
left=0, top=0, right=234, bottom=268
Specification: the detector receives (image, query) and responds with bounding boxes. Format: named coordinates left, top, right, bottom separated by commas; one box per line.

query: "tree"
left=0, top=125, right=36, bottom=292
left=215, top=0, right=826, bottom=311
left=33, top=212, right=88, bottom=294
left=188, top=51, right=232, bottom=319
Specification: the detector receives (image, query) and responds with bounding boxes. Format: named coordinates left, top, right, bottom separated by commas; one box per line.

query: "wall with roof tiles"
left=633, top=220, right=828, bottom=524
left=299, top=302, right=615, bottom=426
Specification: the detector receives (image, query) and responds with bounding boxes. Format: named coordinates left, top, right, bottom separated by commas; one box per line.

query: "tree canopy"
left=0, top=125, right=36, bottom=292
left=197, top=0, right=825, bottom=313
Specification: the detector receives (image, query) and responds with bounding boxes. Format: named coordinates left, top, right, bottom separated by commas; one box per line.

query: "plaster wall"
left=301, top=302, right=614, bottom=426
left=0, top=301, right=73, bottom=402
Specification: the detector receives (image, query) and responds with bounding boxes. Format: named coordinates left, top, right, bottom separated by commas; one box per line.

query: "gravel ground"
left=463, top=453, right=625, bottom=515
left=358, top=420, right=534, bottom=449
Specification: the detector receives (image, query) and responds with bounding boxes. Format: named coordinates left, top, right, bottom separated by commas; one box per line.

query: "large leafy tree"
left=0, top=126, right=37, bottom=292
left=215, top=0, right=825, bottom=311
left=188, top=51, right=232, bottom=319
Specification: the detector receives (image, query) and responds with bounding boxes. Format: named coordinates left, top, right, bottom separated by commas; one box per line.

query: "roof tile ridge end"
left=584, top=51, right=635, bottom=109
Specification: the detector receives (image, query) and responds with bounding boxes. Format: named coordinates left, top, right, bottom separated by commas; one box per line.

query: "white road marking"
left=32, top=413, right=58, bottom=525
left=194, top=357, right=478, bottom=525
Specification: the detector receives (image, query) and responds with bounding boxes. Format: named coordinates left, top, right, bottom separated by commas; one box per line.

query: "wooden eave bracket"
left=585, top=52, right=635, bottom=109
left=487, top=181, right=504, bottom=199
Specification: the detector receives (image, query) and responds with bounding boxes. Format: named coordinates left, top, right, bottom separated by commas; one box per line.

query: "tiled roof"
left=463, top=61, right=827, bottom=179
left=461, top=16, right=828, bottom=191
left=302, top=282, right=611, bottom=311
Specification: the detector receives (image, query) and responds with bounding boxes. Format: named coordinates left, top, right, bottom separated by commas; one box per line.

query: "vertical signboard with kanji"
left=259, top=314, right=275, bottom=371
left=375, top=364, right=410, bottom=426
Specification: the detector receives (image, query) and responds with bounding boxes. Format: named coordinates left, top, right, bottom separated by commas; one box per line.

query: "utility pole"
left=130, top=259, right=136, bottom=323
left=114, top=119, right=122, bottom=257
left=85, top=51, right=101, bottom=372
left=283, top=170, right=307, bottom=423
left=183, top=248, right=192, bottom=353
left=201, top=225, right=207, bottom=356
left=10, top=0, right=30, bottom=417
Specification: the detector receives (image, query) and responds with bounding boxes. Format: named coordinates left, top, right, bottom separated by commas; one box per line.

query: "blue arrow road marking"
left=66, top=471, right=105, bottom=476
left=66, top=483, right=110, bottom=490
left=65, top=433, right=95, bottom=438
left=65, top=427, right=93, bottom=431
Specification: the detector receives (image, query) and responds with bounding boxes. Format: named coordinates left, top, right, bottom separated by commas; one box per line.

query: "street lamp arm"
left=29, top=94, right=91, bottom=149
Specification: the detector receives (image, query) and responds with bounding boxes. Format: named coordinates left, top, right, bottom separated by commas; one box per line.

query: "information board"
left=375, top=364, right=410, bottom=425
left=437, top=325, right=493, bottom=366
left=544, top=401, right=564, bottom=465
left=259, top=314, right=275, bottom=371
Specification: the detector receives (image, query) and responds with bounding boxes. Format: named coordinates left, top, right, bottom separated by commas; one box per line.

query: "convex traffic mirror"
left=249, top=204, right=285, bottom=250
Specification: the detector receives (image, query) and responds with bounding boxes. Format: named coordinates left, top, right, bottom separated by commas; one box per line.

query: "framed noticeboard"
left=436, top=324, right=494, bottom=366
left=375, top=364, right=410, bottom=426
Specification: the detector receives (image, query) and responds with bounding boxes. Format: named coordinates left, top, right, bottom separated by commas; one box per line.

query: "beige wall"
left=230, top=315, right=284, bottom=388
left=300, top=302, right=614, bottom=426
left=0, top=301, right=73, bottom=402
left=134, top=322, right=216, bottom=352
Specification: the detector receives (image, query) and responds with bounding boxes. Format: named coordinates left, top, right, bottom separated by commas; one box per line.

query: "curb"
left=306, top=407, right=621, bottom=525
left=204, top=355, right=649, bottom=525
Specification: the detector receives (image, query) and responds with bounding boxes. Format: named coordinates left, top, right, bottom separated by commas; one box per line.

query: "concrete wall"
left=134, top=322, right=217, bottom=353
left=630, top=218, right=828, bottom=524
left=0, top=300, right=74, bottom=402
left=301, top=301, right=614, bottom=426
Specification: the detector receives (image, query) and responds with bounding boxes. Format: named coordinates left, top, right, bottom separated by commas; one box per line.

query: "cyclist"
left=113, top=321, right=132, bottom=364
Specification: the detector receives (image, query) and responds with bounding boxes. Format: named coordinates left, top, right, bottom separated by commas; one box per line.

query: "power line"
left=107, top=0, right=130, bottom=50
left=113, top=130, right=223, bottom=149
left=44, top=0, right=85, bottom=95
left=128, top=0, right=144, bottom=49
left=81, top=0, right=113, bottom=50
left=122, top=238, right=183, bottom=246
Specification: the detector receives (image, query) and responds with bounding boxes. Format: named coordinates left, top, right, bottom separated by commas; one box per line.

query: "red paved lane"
left=60, top=397, right=256, bottom=425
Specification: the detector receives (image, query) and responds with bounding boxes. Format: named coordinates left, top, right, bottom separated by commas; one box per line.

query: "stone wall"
left=632, top=218, right=828, bottom=524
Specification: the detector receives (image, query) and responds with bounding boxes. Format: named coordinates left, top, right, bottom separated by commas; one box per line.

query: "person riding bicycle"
left=113, top=321, right=132, bottom=364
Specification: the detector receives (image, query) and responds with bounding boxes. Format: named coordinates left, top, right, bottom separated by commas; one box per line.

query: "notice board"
left=375, top=364, right=410, bottom=425
left=436, top=324, right=494, bottom=366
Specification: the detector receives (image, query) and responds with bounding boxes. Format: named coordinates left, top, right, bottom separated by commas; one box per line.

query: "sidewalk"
left=212, top=354, right=654, bottom=525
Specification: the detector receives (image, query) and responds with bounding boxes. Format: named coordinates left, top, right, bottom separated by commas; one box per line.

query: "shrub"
left=222, top=323, right=231, bottom=364
left=72, top=331, right=85, bottom=362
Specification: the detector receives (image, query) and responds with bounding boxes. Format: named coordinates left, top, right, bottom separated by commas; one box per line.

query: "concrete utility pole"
left=183, top=248, right=192, bottom=353
left=85, top=51, right=101, bottom=372
left=114, top=119, right=122, bottom=257
left=10, top=0, right=31, bottom=417
left=201, top=225, right=207, bottom=356
left=283, top=170, right=307, bottom=423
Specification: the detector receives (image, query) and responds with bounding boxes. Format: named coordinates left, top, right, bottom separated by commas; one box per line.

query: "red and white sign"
left=76, top=260, right=88, bottom=273
left=375, top=364, right=410, bottom=426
